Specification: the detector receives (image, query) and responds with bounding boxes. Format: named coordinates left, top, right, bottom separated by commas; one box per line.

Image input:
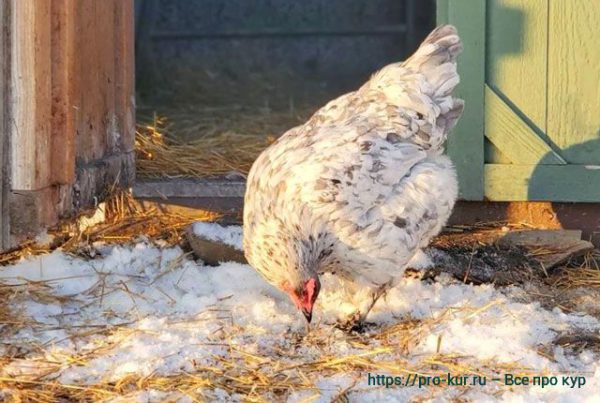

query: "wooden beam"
left=485, top=85, right=566, bottom=165
left=133, top=179, right=246, bottom=199
left=8, top=186, right=67, bottom=240
left=484, top=164, right=600, bottom=202
left=50, top=0, right=77, bottom=185
left=115, top=0, right=136, bottom=153
left=97, top=0, right=116, bottom=154
left=75, top=0, right=104, bottom=163
left=10, top=0, right=52, bottom=190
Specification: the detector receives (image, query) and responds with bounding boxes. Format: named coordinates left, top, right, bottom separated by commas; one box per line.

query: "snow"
left=34, top=229, right=54, bottom=246
left=192, top=221, right=244, bottom=250
left=77, top=202, right=106, bottom=233
left=1, top=225, right=599, bottom=401
left=406, top=248, right=433, bottom=269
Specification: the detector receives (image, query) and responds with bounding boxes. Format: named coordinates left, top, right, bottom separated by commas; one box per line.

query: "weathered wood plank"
left=97, top=0, right=117, bottom=154
left=1, top=0, right=139, bottom=249
left=77, top=0, right=103, bottom=162
left=133, top=179, right=246, bottom=199
left=498, top=230, right=594, bottom=269
left=8, top=184, right=72, bottom=242
left=484, top=85, right=565, bottom=165
left=484, top=164, right=600, bottom=202
left=548, top=1, right=600, bottom=164
left=87, top=1, right=105, bottom=161
left=486, top=0, right=548, bottom=134
left=0, top=1, right=9, bottom=249
left=50, top=0, right=77, bottom=185
left=73, top=0, right=89, bottom=162
left=70, top=0, right=83, bottom=165
left=124, top=0, right=136, bottom=153
left=10, top=0, right=52, bottom=190
left=75, top=152, right=135, bottom=210
left=440, top=0, right=486, bottom=200
left=114, top=0, right=136, bottom=153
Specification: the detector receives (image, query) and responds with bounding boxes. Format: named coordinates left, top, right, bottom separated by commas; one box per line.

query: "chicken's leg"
left=336, top=280, right=393, bottom=332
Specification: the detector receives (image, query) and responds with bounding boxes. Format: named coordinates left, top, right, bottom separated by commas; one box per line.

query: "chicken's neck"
left=288, top=232, right=334, bottom=277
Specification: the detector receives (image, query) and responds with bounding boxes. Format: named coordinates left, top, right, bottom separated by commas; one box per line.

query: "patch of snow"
left=110, top=390, right=191, bottom=403
left=34, top=229, right=54, bottom=246
left=77, top=202, right=106, bottom=232
left=0, top=251, right=98, bottom=296
left=192, top=222, right=243, bottom=250
left=407, top=249, right=433, bottom=269
left=0, top=242, right=599, bottom=401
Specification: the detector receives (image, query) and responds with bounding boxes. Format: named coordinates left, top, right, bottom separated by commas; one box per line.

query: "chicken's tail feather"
left=406, top=25, right=464, bottom=134
left=404, top=25, right=462, bottom=73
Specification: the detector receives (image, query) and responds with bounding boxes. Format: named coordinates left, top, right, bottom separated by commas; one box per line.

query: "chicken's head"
left=281, top=276, right=321, bottom=323
left=243, top=228, right=327, bottom=324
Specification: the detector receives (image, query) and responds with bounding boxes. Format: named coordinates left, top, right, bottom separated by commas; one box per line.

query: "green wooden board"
left=484, top=85, right=565, bottom=165
left=485, top=164, right=600, bottom=202
left=440, top=0, right=600, bottom=202
left=438, top=0, right=486, bottom=200
left=486, top=0, right=548, bottom=133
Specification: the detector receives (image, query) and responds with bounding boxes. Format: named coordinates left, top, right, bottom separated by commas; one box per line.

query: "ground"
left=1, top=209, right=600, bottom=402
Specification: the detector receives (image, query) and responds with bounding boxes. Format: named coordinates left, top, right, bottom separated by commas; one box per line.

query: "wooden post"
left=115, top=0, right=136, bottom=154
left=50, top=0, right=77, bottom=185
left=0, top=0, right=136, bottom=250
left=437, top=0, right=486, bottom=200
left=0, top=1, right=10, bottom=249
left=10, top=0, right=53, bottom=191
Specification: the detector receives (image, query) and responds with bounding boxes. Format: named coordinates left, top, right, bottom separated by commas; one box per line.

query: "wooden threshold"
left=132, top=178, right=600, bottom=246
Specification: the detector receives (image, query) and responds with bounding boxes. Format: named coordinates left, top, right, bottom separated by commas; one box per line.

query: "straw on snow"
left=0, top=190, right=221, bottom=267
left=1, top=236, right=598, bottom=402
left=1, top=194, right=600, bottom=401
left=0, top=307, right=532, bottom=402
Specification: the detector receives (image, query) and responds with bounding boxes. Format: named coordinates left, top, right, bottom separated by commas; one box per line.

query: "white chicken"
left=243, top=25, right=464, bottom=327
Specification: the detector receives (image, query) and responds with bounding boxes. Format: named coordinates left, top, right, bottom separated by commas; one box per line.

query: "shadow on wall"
left=528, top=137, right=600, bottom=201
left=485, top=1, right=525, bottom=62
left=527, top=136, right=600, bottom=244
left=448, top=1, right=600, bottom=243
left=485, top=2, right=599, bottom=240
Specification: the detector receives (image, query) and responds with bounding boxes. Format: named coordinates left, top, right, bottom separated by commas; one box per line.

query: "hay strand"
left=135, top=106, right=314, bottom=179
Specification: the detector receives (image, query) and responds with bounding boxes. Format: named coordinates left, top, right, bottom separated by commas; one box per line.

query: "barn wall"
left=136, top=0, right=434, bottom=107
left=4, top=0, right=135, bottom=248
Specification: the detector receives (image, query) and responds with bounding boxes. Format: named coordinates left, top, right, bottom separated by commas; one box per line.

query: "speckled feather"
left=244, top=25, right=464, bottom=311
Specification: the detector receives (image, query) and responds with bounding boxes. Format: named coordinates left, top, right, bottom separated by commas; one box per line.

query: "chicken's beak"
left=302, top=308, right=312, bottom=323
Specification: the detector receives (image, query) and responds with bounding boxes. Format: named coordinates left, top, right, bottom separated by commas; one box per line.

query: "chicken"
left=243, top=25, right=464, bottom=327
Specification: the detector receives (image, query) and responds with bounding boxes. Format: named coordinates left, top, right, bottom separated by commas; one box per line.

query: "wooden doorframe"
left=0, top=1, right=137, bottom=252
left=437, top=0, right=486, bottom=201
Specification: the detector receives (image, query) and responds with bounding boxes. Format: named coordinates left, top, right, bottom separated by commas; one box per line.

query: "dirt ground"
left=427, top=226, right=600, bottom=328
